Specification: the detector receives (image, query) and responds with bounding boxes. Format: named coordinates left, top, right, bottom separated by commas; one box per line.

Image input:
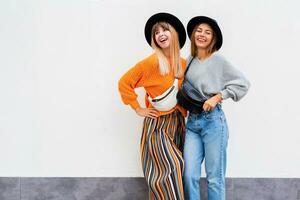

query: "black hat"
left=187, top=16, right=223, bottom=50
left=144, top=12, right=186, bottom=48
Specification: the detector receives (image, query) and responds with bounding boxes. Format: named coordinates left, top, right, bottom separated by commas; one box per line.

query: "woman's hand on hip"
left=135, top=107, right=159, bottom=118
left=203, top=93, right=222, bottom=112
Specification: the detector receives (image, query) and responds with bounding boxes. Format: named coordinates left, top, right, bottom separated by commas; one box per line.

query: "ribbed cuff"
left=220, top=90, right=230, bottom=100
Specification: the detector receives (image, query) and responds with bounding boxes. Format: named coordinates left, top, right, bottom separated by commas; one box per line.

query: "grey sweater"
left=186, top=53, right=250, bottom=102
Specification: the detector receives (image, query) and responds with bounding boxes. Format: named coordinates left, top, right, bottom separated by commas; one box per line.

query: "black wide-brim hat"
left=187, top=16, right=223, bottom=50
left=144, top=12, right=186, bottom=48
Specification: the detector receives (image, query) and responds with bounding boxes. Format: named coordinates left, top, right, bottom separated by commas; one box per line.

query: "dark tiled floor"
left=0, top=177, right=20, bottom=200
left=21, top=178, right=147, bottom=200
left=0, top=177, right=299, bottom=200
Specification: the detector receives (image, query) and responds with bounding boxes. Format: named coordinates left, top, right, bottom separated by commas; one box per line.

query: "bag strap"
left=147, top=59, right=193, bottom=100
left=184, top=57, right=194, bottom=76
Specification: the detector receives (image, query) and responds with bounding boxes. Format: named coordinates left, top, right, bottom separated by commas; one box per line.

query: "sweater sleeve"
left=118, top=62, right=144, bottom=110
left=219, top=57, right=251, bottom=102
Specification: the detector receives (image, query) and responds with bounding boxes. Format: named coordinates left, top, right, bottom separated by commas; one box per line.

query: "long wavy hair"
left=151, top=22, right=183, bottom=78
left=190, top=23, right=217, bottom=58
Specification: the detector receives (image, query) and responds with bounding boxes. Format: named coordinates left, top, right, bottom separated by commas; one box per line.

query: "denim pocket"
left=203, top=108, right=220, bottom=120
left=186, top=113, right=200, bottom=132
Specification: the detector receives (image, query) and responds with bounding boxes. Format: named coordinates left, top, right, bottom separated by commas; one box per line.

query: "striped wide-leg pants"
left=140, top=110, right=185, bottom=200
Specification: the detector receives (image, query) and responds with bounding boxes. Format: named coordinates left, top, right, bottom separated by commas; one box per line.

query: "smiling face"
left=194, top=23, right=214, bottom=50
left=153, top=23, right=172, bottom=50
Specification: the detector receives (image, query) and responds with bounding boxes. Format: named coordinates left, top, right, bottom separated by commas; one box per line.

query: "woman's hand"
left=203, top=93, right=222, bottom=112
left=135, top=107, right=159, bottom=119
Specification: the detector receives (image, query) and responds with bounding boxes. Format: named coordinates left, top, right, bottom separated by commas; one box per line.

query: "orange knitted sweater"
left=118, top=53, right=187, bottom=117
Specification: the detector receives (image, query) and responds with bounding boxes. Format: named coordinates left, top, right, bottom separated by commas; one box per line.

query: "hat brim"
left=144, top=12, right=186, bottom=49
left=187, top=16, right=223, bottom=50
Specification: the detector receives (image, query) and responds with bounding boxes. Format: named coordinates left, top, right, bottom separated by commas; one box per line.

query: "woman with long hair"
left=181, top=16, right=250, bottom=200
left=118, top=13, right=187, bottom=199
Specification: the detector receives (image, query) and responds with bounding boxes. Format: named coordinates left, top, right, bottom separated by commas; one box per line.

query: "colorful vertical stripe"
left=141, top=110, right=185, bottom=199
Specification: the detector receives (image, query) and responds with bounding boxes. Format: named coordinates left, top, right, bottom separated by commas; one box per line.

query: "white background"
left=0, top=0, right=299, bottom=177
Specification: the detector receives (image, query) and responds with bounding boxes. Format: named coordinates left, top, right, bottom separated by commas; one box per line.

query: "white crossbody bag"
left=148, top=78, right=178, bottom=111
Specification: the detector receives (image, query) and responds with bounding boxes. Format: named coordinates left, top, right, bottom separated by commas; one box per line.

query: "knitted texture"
left=118, top=53, right=187, bottom=116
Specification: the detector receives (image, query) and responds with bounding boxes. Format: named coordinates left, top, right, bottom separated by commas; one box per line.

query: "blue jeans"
left=183, top=104, right=228, bottom=200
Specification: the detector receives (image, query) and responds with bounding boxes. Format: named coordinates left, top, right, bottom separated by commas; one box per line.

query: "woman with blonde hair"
left=118, top=13, right=187, bottom=199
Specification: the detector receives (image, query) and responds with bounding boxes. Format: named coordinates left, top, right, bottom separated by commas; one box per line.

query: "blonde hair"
left=151, top=22, right=183, bottom=78
left=190, top=23, right=217, bottom=58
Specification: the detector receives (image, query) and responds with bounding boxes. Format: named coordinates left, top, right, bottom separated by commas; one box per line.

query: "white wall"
left=0, top=0, right=299, bottom=177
